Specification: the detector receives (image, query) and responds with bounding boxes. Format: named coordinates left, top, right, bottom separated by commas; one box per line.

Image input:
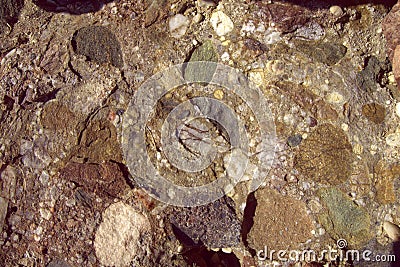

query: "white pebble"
left=210, top=11, right=234, bottom=36
left=169, top=14, right=190, bottom=38
left=383, top=221, right=400, bottom=241
left=386, top=132, right=400, bottom=147
left=396, top=102, right=400, bottom=118
left=330, top=6, right=343, bottom=17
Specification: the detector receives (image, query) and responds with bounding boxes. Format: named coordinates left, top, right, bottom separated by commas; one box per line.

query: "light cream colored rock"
left=396, top=102, right=400, bottom=118
left=386, top=132, right=400, bottom=147
left=210, top=11, right=234, bottom=36
left=330, top=6, right=343, bottom=17
left=383, top=221, right=400, bottom=241
left=94, top=202, right=150, bottom=267
left=169, top=14, right=190, bottom=38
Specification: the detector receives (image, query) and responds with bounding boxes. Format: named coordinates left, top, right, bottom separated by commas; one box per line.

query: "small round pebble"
left=330, top=5, right=343, bottom=17
left=287, top=134, right=303, bottom=147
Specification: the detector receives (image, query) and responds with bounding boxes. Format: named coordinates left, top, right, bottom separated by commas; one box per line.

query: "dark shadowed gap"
left=241, top=192, right=257, bottom=257
left=391, top=241, right=400, bottom=267
left=33, top=0, right=114, bottom=14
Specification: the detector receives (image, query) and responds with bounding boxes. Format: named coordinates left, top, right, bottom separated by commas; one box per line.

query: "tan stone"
left=374, top=160, right=400, bottom=204
left=248, top=188, right=314, bottom=251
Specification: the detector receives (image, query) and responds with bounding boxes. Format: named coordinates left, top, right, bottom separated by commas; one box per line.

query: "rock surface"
left=317, top=187, right=372, bottom=248
left=248, top=188, right=314, bottom=251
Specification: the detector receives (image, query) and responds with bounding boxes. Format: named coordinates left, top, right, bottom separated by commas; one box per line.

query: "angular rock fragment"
left=248, top=188, right=314, bottom=251
left=294, top=124, right=353, bottom=185
left=295, top=40, right=347, bottom=66
left=184, top=40, right=218, bottom=83
left=169, top=197, right=241, bottom=248
left=361, top=103, right=386, bottom=124
left=356, top=56, right=387, bottom=92
left=72, top=25, right=123, bottom=67
left=256, top=2, right=311, bottom=33
left=94, top=202, right=151, bottom=267
left=317, top=187, right=372, bottom=248
left=59, top=161, right=128, bottom=198
left=374, top=160, right=400, bottom=204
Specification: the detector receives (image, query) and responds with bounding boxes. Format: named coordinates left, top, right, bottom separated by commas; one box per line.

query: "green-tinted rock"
left=184, top=40, right=218, bottom=83
left=72, top=26, right=123, bottom=68
left=318, top=188, right=372, bottom=248
left=295, top=40, right=347, bottom=66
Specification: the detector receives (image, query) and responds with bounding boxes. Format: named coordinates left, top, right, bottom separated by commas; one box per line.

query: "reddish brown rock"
left=256, top=2, right=311, bottom=33
left=59, top=161, right=129, bottom=198
left=382, top=2, right=400, bottom=62
left=393, top=45, right=400, bottom=86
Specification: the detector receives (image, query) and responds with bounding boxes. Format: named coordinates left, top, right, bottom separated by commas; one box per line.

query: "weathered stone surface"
left=0, top=197, right=8, bottom=231
left=392, top=45, right=400, bottom=87
left=361, top=103, right=386, bottom=124
left=169, top=197, right=241, bottom=248
left=94, top=202, right=151, bottom=267
left=184, top=40, right=218, bottom=83
left=40, top=100, right=78, bottom=132
left=276, top=81, right=338, bottom=121
left=59, top=161, right=128, bottom=198
left=356, top=56, right=387, bottom=92
left=256, top=2, right=311, bottom=33
left=73, top=119, right=123, bottom=163
left=382, top=1, right=400, bottom=61
left=295, top=40, right=347, bottom=66
left=294, top=124, right=353, bottom=185
left=72, top=25, right=123, bottom=67
left=374, top=160, right=400, bottom=204
left=287, top=134, right=302, bottom=147
left=248, top=188, right=314, bottom=251
left=47, top=259, right=72, bottom=267
left=0, top=0, right=24, bottom=33
left=318, top=188, right=372, bottom=248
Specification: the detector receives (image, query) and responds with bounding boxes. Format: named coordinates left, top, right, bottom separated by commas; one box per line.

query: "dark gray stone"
left=72, top=25, right=123, bottom=68
left=287, top=134, right=303, bottom=147
left=169, top=196, right=241, bottom=248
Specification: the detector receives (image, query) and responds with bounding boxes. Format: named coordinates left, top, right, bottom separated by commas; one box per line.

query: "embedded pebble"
left=210, top=11, right=234, bottom=36
left=386, top=132, right=400, bottom=147
left=383, top=221, right=400, bottom=241
left=330, top=6, right=344, bottom=17
left=169, top=14, right=190, bottom=38
left=94, top=202, right=150, bottom=267
left=396, top=102, right=400, bottom=117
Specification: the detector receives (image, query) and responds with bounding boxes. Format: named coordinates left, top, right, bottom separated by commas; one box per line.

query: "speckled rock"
left=361, top=103, right=386, bottom=124
left=295, top=40, right=347, bottom=66
left=318, top=187, right=372, bottom=248
left=374, top=160, right=400, bottom=204
left=356, top=56, right=387, bottom=92
left=294, top=124, right=353, bottom=185
left=94, top=202, right=151, bottom=267
left=184, top=40, right=218, bottom=83
left=47, top=259, right=72, bottom=267
left=0, top=0, right=24, bottom=33
left=72, top=25, right=123, bottom=67
left=169, top=197, right=241, bottom=248
left=248, top=188, right=314, bottom=251
left=59, top=161, right=129, bottom=198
